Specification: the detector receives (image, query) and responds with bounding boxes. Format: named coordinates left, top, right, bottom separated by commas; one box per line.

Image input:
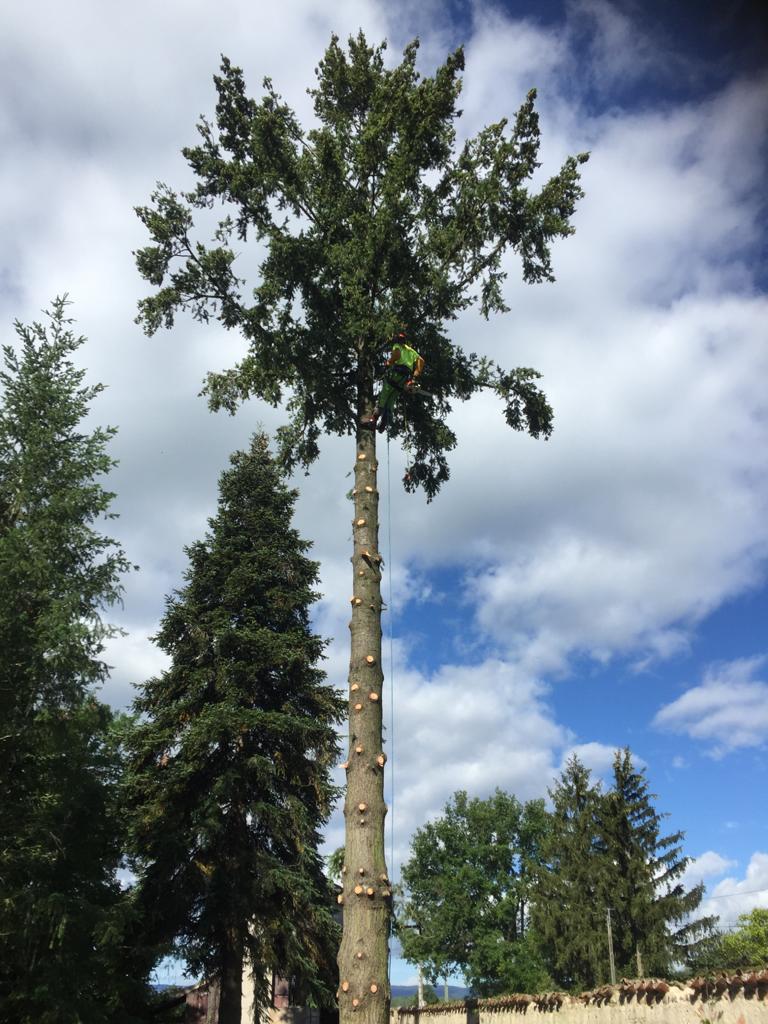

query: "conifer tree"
left=599, top=749, right=715, bottom=977
left=0, top=299, right=143, bottom=1022
left=532, top=756, right=607, bottom=991
left=134, top=34, right=588, bottom=1024
left=124, top=434, right=345, bottom=1024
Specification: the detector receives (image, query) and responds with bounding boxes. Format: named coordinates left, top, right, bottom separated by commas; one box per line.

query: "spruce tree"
left=0, top=299, right=143, bottom=1022
left=532, top=756, right=607, bottom=991
left=134, top=34, right=588, bottom=1024
left=599, top=749, right=715, bottom=977
left=124, top=434, right=345, bottom=1024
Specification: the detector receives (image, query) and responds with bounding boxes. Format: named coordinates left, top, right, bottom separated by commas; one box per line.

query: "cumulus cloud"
left=700, top=852, right=768, bottom=924
left=680, top=850, right=738, bottom=891
left=653, top=657, right=768, bottom=757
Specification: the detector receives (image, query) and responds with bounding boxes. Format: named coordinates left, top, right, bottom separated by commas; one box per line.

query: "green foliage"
left=398, top=790, right=552, bottom=995
left=326, top=845, right=346, bottom=884
left=124, top=434, right=346, bottom=1012
left=0, top=299, right=147, bottom=1022
left=690, top=909, right=768, bottom=972
left=533, top=751, right=715, bottom=991
left=599, top=749, right=715, bottom=977
left=531, top=756, right=607, bottom=991
left=719, top=909, right=768, bottom=967
left=135, top=34, right=588, bottom=498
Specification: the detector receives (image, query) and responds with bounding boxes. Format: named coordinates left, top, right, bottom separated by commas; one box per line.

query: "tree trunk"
left=219, top=925, right=244, bottom=1024
left=337, top=413, right=390, bottom=1024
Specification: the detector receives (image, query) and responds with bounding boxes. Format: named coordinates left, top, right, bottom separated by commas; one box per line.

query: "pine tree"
left=0, top=299, right=143, bottom=1022
left=124, top=434, right=345, bottom=1024
left=599, top=749, right=715, bottom=977
left=532, top=756, right=608, bottom=991
left=134, top=34, right=588, bottom=1024
left=398, top=790, right=551, bottom=995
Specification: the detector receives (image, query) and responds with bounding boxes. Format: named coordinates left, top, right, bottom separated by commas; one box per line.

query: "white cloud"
left=653, top=657, right=768, bottom=757
left=680, top=850, right=737, bottom=891
left=700, top=852, right=768, bottom=924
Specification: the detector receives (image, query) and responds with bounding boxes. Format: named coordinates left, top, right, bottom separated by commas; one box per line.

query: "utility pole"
left=417, top=965, right=425, bottom=1009
left=443, top=977, right=449, bottom=1002
left=606, top=909, right=617, bottom=986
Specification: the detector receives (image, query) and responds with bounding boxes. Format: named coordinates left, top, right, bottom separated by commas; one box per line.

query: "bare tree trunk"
left=337, top=412, right=390, bottom=1024
left=206, top=978, right=221, bottom=1024
left=219, top=925, right=244, bottom=1024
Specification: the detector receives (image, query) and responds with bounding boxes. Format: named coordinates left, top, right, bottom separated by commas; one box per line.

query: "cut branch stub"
left=352, top=999, right=360, bottom=1008
left=366, top=887, right=375, bottom=897
left=357, top=453, right=366, bottom=461
left=356, top=518, right=366, bottom=527
left=358, top=802, right=368, bottom=812
left=370, top=984, right=378, bottom=994
left=341, top=761, right=350, bottom=770
left=350, top=682, right=360, bottom=692
left=354, top=702, right=363, bottom=712
left=365, top=655, right=376, bottom=665
left=368, top=691, right=379, bottom=702
left=376, top=753, right=387, bottom=767
left=337, top=894, right=344, bottom=904
left=355, top=745, right=364, bottom=754
left=365, top=485, right=375, bottom=493
left=356, top=952, right=365, bottom=960
left=341, top=981, right=350, bottom=992
left=354, top=884, right=364, bottom=895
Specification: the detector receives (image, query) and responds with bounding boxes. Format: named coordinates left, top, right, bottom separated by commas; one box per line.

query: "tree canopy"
left=124, top=434, right=345, bottom=1023
left=0, top=299, right=145, bottom=1022
left=135, top=33, right=588, bottom=498
left=398, top=789, right=552, bottom=995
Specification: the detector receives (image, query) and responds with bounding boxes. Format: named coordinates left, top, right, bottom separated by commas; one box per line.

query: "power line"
left=704, top=886, right=768, bottom=901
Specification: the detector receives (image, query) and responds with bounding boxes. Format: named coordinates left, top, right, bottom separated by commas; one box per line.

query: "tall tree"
left=398, top=790, right=551, bottom=995
left=532, top=756, right=608, bottom=991
left=134, top=34, right=588, bottom=1024
left=124, top=434, right=345, bottom=1024
left=0, top=299, right=143, bottom=1022
left=599, top=748, right=715, bottom=977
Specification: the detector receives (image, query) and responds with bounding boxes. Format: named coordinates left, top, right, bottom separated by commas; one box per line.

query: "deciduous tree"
left=124, top=434, right=344, bottom=1024
left=398, top=790, right=552, bottom=994
left=134, top=34, right=588, bottom=1024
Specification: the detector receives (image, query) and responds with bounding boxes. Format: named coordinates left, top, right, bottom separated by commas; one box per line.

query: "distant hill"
left=391, top=985, right=469, bottom=1002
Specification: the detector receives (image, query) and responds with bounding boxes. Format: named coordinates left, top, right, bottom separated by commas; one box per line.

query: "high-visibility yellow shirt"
left=393, top=343, right=421, bottom=371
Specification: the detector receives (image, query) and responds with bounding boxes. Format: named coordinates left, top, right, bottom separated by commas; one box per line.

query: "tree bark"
left=337, top=413, right=390, bottom=1024
left=219, top=925, right=244, bottom=1024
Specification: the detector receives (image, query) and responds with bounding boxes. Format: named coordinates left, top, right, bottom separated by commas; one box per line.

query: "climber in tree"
left=360, top=330, right=425, bottom=433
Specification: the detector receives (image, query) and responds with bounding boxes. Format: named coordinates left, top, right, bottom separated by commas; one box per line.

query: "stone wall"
left=392, top=974, right=768, bottom=1024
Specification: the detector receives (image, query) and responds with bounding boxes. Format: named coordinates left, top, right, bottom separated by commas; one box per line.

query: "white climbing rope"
left=385, top=433, right=395, bottom=886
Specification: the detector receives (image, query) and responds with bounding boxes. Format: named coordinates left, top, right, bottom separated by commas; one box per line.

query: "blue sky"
left=2, top=0, right=767, bottom=990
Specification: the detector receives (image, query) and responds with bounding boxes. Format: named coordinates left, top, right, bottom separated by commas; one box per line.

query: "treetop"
left=135, top=33, right=588, bottom=497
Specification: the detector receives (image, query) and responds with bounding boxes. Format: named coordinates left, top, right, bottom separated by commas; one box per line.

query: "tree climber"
left=360, top=330, right=425, bottom=433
